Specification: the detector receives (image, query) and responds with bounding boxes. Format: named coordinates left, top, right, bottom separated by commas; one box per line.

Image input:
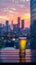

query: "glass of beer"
left=19, top=37, right=27, bottom=63
left=19, top=37, right=27, bottom=51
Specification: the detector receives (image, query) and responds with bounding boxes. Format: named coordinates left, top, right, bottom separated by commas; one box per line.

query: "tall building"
left=2, top=24, right=5, bottom=33
left=30, top=0, right=36, bottom=49
left=5, top=20, right=11, bottom=33
left=21, top=20, right=24, bottom=29
left=17, top=17, right=20, bottom=29
left=6, top=20, right=9, bottom=26
left=5, top=20, right=9, bottom=33
left=11, top=20, right=13, bottom=31
left=13, top=24, right=17, bottom=32
left=0, top=23, right=2, bottom=37
left=30, top=0, right=36, bottom=62
left=30, top=0, right=36, bottom=25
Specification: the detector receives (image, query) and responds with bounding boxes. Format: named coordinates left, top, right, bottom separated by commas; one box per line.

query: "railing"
left=0, top=49, right=36, bottom=63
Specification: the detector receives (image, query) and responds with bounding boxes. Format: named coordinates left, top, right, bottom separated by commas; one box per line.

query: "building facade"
left=30, top=0, right=36, bottom=62
left=17, top=17, right=20, bottom=29
left=30, top=0, right=36, bottom=24
left=21, top=20, right=24, bottom=29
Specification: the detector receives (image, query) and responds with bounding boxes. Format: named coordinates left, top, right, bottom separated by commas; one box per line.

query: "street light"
left=19, top=37, right=27, bottom=63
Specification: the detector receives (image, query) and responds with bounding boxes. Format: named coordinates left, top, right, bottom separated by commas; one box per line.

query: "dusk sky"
left=0, top=0, right=30, bottom=28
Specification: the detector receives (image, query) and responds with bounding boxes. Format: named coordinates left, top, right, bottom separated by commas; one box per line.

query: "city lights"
left=14, top=46, right=16, bottom=48
left=12, top=38, right=16, bottom=41
left=2, top=37, right=4, bottom=40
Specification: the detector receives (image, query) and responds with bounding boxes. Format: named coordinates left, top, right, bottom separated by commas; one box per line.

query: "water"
left=0, top=49, right=36, bottom=63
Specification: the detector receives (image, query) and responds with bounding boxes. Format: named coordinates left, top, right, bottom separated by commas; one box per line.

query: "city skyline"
left=0, top=0, right=30, bottom=28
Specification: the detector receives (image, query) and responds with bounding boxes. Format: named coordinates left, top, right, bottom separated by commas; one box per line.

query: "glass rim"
left=19, top=37, right=27, bottom=40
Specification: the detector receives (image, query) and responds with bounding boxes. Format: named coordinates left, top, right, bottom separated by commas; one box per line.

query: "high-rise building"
left=13, top=24, right=18, bottom=32
left=5, top=20, right=11, bottom=33
left=2, top=24, right=5, bottom=33
left=21, top=20, right=24, bottom=29
left=11, top=20, right=13, bottom=31
left=30, top=0, right=36, bottom=25
left=6, top=20, right=9, bottom=26
left=17, top=17, right=20, bottom=29
left=5, top=20, right=9, bottom=33
left=30, top=0, right=36, bottom=48
left=0, top=23, right=2, bottom=37
left=30, top=0, right=36, bottom=62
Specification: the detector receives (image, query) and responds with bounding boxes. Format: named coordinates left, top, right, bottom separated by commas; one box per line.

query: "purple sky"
left=0, top=0, right=30, bottom=28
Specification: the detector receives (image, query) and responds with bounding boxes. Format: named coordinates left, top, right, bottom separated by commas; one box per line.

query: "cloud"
left=0, top=0, right=30, bottom=16
left=24, top=13, right=30, bottom=19
left=26, top=0, right=30, bottom=2
left=0, top=16, right=9, bottom=20
left=11, top=8, right=16, bottom=11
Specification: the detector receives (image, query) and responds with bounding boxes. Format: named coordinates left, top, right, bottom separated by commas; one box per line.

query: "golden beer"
left=19, top=37, right=27, bottom=51
left=19, top=37, right=27, bottom=63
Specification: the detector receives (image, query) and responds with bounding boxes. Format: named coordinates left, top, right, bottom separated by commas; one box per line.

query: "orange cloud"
left=24, top=13, right=30, bottom=19
left=0, top=16, right=9, bottom=20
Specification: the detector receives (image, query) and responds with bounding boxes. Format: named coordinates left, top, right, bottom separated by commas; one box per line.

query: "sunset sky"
left=0, top=0, right=30, bottom=28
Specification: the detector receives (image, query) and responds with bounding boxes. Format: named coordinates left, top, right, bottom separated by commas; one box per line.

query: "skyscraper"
left=13, top=24, right=18, bottom=32
left=30, top=0, right=36, bottom=25
left=30, top=0, right=36, bottom=49
left=6, top=20, right=9, bottom=26
left=0, top=23, right=2, bottom=37
left=11, top=20, right=13, bottom=31
left=17, top=17, right=20, bottom=29
left=5, top=20, right=9, bottom=33
left=21, top=20, right=24, bottom=29
left=30, top=0, right=36, bottom=62
left=2, top=24, right=5, bottom=33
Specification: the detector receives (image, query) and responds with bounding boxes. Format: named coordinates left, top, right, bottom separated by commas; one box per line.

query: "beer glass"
left=19, top=37, right=27, bottom=63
